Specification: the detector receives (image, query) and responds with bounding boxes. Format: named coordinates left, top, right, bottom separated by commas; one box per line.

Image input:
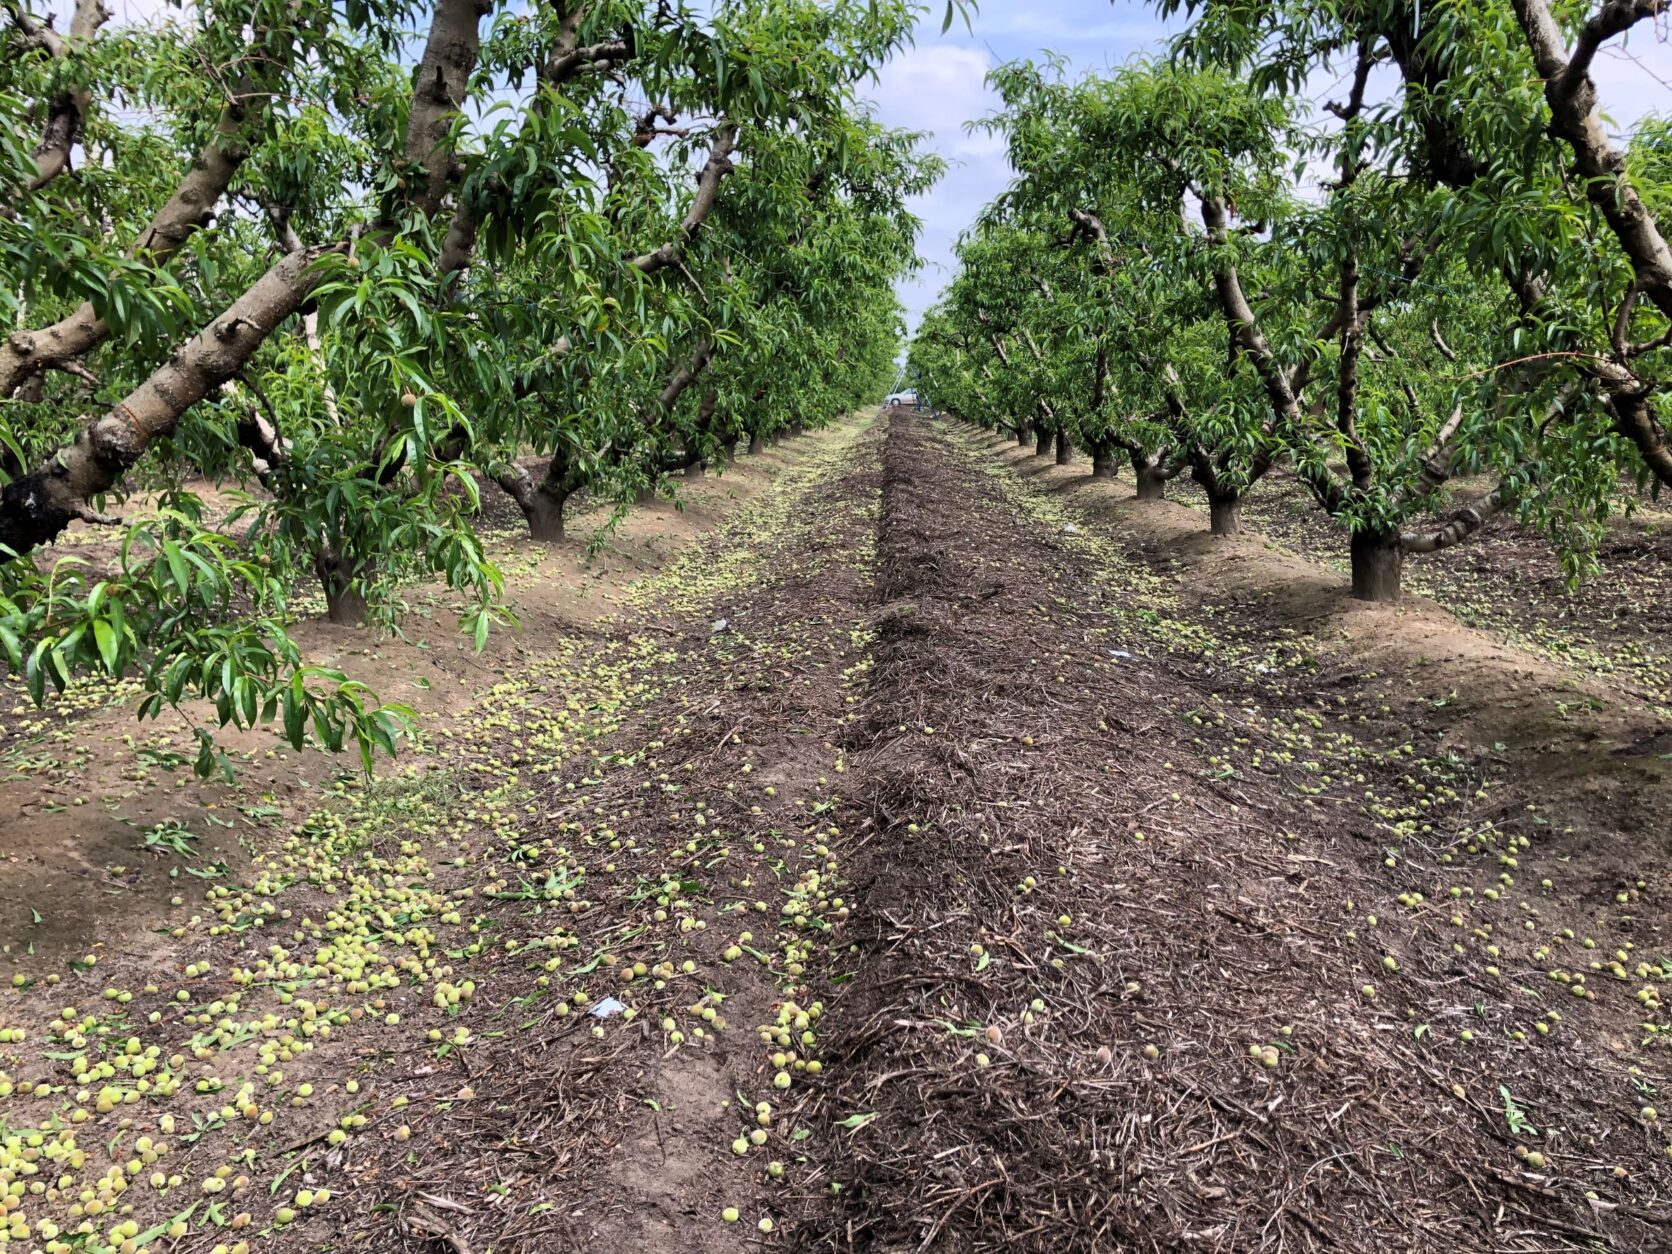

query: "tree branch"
left=1197, top=191, right=1347, bottom=513
left=1430, top=318, right=1458, bottom=362
left=9, top=0, right=111, bottom=195
left=628, top=123, right=739, bottom=274
left=1068, top=208, right=1116, bottom=275
left=656, top=338, right=713, bottom=415
left=1509, top=0, right=1672, bottom=322
left=1563, top=0, right=1664, bottom=92
left=1607, top=387, right=1672, bottom=484
left=1, top=245, right=336, bottom=559
left=1335, top=255, right=1374, bottom=492
left=230, top=374, right=288, bottom=490
left=1, top=73, right=276, bottom=396
left=1400, top=482, right=1515, bottom=554
left=539, top=1, right=634, bottom=87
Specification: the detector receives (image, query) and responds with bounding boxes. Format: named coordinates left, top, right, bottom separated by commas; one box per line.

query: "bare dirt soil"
left=0, top=442, right=815, bottom=971
left=974, top=435, right=1672, bottom=898
left=1178, top=467, right=1672, bottom=713
left=0, top=410, right=1668, bottom=1254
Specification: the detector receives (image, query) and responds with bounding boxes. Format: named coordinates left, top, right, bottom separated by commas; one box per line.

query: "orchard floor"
left=1, top=409, right=1669, bottom=1254
left=0, top=438, right=824, bottom=969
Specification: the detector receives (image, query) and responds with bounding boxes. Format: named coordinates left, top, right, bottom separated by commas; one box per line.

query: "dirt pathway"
left=1, top=410, right=1668, bottom=1254
left=964, top=430, right=1672, bottom=857
left=0, top=433, right=836, bottom=970
left=780, top=415, right=1670, bottom=1251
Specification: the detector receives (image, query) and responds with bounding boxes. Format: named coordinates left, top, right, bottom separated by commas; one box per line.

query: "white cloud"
left=865, top=44, right=998, bottom=142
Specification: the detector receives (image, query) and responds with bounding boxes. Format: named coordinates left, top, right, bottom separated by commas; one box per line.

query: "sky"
left=863, top=0, right=1672, bottom=343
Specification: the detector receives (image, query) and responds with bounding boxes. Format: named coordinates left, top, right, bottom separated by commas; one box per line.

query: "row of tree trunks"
left=997, top=416, right=1403, bottom=597
left=495, top=415, right=786, bottom=546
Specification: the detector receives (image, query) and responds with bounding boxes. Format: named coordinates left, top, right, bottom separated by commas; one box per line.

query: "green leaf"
left=93, top=617, right=119, bottom=673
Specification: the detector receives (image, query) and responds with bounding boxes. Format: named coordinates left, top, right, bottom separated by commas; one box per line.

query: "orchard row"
left=910, top=0, right=1672, bottom=603
left=0, top=0, right=954, bottom=765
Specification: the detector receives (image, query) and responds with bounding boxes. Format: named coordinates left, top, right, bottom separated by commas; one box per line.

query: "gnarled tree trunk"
left=748, top=432, right=766, bottom=455
left=1034, top=426, right=1054, bottom=457
left=494, top=462, right=571, bottom=542
left=1055, top=430, right=1073, bottom=465
left=1133, top=458, right=1168, bottom=501
left=495, top=435, right=598, bottom=544
left=316, top=548, right=370, bottom=625
left=521, top=486, right=567, bottom=541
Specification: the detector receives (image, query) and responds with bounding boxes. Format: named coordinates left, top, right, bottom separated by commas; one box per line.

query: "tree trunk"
left=316, top=549, right=369, bottom=626
left=1090, top=447, right=1117, bottom=478
left=748, top=432, right=765, bottom=455
left=1055, top=431, right=1073, bottom=465
left=788, top=421, right=805, bottom=437
left=1209, top=497, right=1242, bottom=536
left=1134, top=463, right=1168, bottom=500
left=1035, top=427, right=1054, bottom=457
left=1015, top=424, right=1031, bottom=447
left=1350, top=531, right=1403, bottom=602
left=495, top=461, right=570, bottom=543
left=523, top=488, right=566, bottom=542
left=683, top=458, right=706, bottom=479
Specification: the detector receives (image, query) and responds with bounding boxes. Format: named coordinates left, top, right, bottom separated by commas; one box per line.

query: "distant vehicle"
left=886, top=391, right=920, bottom=408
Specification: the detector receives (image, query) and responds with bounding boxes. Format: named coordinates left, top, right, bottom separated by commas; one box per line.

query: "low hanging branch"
left=1504, top=259, right=1672, bottom=490
left=0, top=245, right=335, bottom=557
left=0, top=0, right=500, bottom=560
left=1400, top=482, right=1515, bottom=554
